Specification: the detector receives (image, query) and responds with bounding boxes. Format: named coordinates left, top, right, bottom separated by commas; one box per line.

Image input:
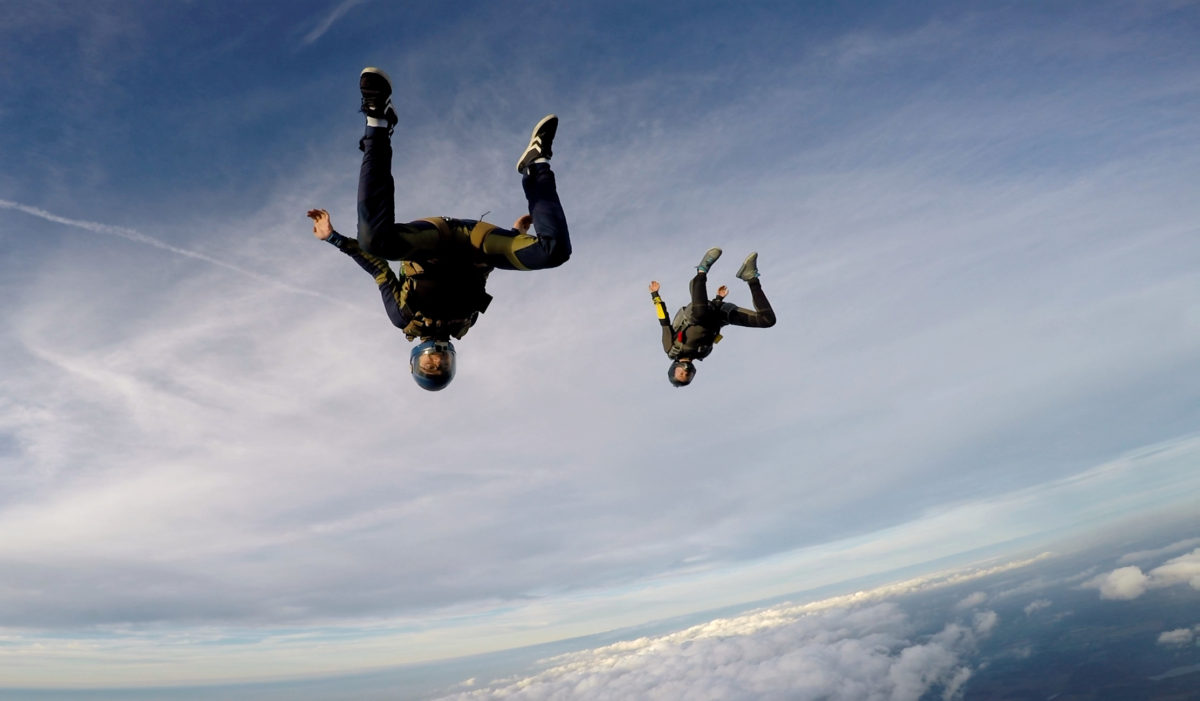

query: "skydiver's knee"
left=516, top=240, right=570, bottom=270
left=357, top=223, right=381, bottom=255
left=762, top=312, right=777, bottom=328
left=530, top=252, right=568, bottom=270
left=546, top=237, right=573, bottom=268
left=551, top=243, right=572, bottom=268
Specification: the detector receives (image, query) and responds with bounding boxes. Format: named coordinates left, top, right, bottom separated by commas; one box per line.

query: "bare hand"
left=717, top=285, right=728, bottom=298
left=649, top=281, right=660, bottom=293
left=513, top=214, right=533, bottom=235
left=307, top=209, right=333, bottom=240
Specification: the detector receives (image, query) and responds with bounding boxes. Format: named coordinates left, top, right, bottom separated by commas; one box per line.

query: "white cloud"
left=955, top=591, right=987, bottom=609
left=1085, top=566, right=1150, bottom=600
left=1156, top=628, right=1195, bottom=646
left=1086, top=548, right=1200, bottom=600
left=1147, top=548, right=1200, bottom=591
left=434, top=601, right=989, bottom=701
left=1024, top=599, right=1051, bottom=616
left=973, top=611, right=998, bottom=635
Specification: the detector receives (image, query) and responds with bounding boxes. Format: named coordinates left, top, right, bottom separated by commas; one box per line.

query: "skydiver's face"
left=418, top=351, right=450, bottom=375
left=673, top=365, right=694, bottom=383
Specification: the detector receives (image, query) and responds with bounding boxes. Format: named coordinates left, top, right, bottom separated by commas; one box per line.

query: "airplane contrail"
left=0, top=198, right=365, bottom=312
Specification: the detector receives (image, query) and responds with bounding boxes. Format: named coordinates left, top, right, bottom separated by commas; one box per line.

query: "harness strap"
left=469, top=220, right=497, bottom=249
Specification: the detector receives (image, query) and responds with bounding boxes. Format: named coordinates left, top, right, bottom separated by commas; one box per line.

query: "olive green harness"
left=667, top=301, right=733, bottom=360
left=397, top=217, right=500, bottom=341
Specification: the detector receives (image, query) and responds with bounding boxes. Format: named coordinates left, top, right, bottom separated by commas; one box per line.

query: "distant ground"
left=912, top=557, right=1200, bottom=700
left=3, top=523, right=1197, bottom=700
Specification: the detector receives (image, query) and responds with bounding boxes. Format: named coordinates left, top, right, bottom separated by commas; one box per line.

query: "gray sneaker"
left=735, top=252, right=759, bottom=281
left=697, top=248, right=722, bottom=273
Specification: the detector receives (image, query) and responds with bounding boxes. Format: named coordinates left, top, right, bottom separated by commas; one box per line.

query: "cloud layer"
left=435, top=601, right=993, bottom=701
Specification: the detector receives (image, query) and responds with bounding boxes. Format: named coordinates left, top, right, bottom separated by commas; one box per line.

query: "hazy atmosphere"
left=2, top=0, right=1198, bottom=698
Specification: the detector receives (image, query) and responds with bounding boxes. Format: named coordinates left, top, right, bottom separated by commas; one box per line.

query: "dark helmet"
left=410, top=340, right=457, bottom=391
left=667, top=360, right=695, bottom=387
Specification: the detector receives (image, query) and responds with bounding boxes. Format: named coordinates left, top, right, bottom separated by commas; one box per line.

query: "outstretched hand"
left=717, top=285, right=728, bottom=298
left=307, top=209, right=333, bottom=240
left=513, top=214, right=533, bottom=235
left=649, top=281, right=660, bottom=294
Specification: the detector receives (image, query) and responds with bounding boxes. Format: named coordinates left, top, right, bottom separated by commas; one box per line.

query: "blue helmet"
left=410, top=340, right=457, bottom=391
left=667, top=360, right=695, bottom=387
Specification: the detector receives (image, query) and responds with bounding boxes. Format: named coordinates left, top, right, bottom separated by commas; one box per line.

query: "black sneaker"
left=516, top=114, right=558, bottom=173
left=735, top=252, right=759, bottom=281
left=359, top=67, right=397, bottom=132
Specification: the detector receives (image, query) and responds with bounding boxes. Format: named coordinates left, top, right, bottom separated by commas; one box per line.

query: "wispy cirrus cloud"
left=1117, top=538, right=1200, bottom=565
left=302, top=0, right=368, bottom=46
left=0, top=199, right=356, bottom=310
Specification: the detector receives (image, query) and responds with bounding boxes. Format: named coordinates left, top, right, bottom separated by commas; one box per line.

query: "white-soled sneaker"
left=516, top=114, right=558, bottom=174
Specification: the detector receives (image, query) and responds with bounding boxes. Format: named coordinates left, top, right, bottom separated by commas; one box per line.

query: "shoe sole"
left=529, top=114, right=557, bottom=141
left=736, top=252, right=759, bottom=280
left=360, top=66, right=393, bottom=94
left=700, top=248, right=723, bottom=270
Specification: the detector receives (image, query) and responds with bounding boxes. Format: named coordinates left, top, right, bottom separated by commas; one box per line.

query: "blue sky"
left=2, top=0, right=1199, bottom=693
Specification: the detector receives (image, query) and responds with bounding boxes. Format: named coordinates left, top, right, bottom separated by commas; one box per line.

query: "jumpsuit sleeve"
left=652, top=291, right=674, bottom=354
left=328, top=231, right=410, bottom=329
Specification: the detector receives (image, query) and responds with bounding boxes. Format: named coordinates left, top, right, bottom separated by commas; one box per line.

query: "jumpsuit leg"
left=725, top=278, right=777, bottom=328
left=689, top=271, right=710, bottom=305
left=476, top=162, right=572, bottom=270
left=517, top=163, right=571, bottom=269
left=356, top=126, right=439, bottom=260
left=686, top=270, right=714, bottom=321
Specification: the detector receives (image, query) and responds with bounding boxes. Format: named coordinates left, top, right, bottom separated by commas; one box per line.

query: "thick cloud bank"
left=437, top=602, right=995, bottom=701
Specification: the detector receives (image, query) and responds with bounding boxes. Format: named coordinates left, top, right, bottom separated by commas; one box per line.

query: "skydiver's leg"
left=475, top=162, right=572, bottom=270
left=356, top=126, right=443, bottom=260
left=488, top=115, right=570, bottom=270
left=356, top=126, right=399, bottom=256
left=516, top=163, right=571, bottom=269
left=689, top=271, right=710, bottom=306
left=684, top=271, right=715, bottom=321
left=725, top=279, right=777, bottom=328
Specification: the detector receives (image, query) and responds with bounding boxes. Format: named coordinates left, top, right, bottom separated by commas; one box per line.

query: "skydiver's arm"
left=326, top=230, right=411, bottom=329
left=650, top=281, right=673, bottom=353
